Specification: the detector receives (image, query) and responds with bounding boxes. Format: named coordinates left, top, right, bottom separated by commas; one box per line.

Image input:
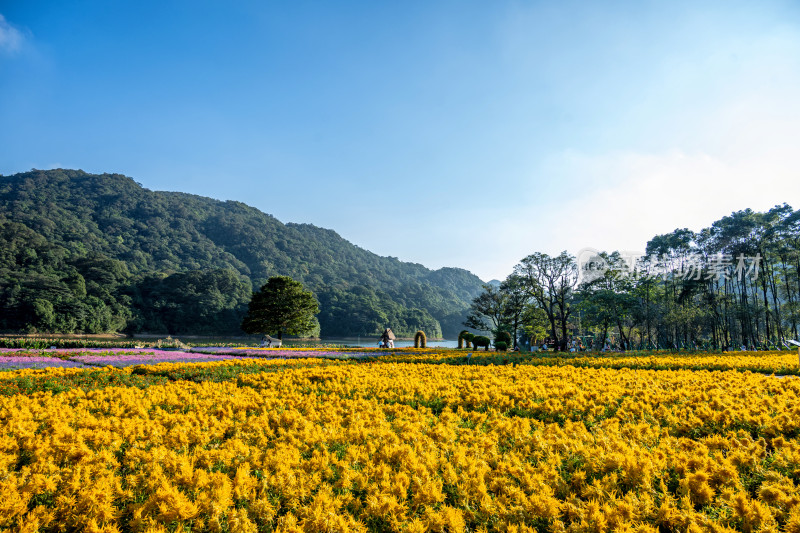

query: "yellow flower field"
left=380, top=349, right=800, bottom=376
left=3, top=359, right=800, bottom=532
left=553, top=351, right=800, bottom=375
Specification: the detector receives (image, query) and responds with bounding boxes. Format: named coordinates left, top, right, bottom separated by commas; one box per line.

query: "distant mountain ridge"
left=0, top=169, right=484, bottom=337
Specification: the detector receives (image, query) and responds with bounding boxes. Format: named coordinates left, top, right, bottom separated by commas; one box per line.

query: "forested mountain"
left=0, top=169, right=485, bottom=337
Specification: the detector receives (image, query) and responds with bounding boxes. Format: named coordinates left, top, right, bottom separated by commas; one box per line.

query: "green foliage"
left=515, top=251, right=578, bottom=351
left=472, top=335, right=491, bottom=351
left=464, top=283, right=507, bottom=332
left=0, top=170, right=485, bottom=336
left=414, top=330, right=427, bottom=348
left=494, top=341, right=508, bottom=351
left=494, top=331, right=512, bottom=345
left=461, top=331, right=475, bottom=348
left=457, top=330, right=470, bottom=349
left=458, top=330, right=475, bottom=348
left=129, top=269, right=251, bottom=335
left=464, top=276, right=529, bottom=350
left=520, top=307, right=549, bottom=347
left=0, top=338, right=140, bottom=349
left=241, top=276, right=319, bottom=338
left=317, top=286, right=442, bottom=338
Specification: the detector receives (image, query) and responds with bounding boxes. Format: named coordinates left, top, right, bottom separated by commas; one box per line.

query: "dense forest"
left=466, top=205, right=800, bottom=350
left=0, top=169, right=485, bottom=337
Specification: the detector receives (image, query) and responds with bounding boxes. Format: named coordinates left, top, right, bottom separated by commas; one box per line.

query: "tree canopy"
left=241, top=276, right=320, bottom=339
left=515, top=251, right=578, bottom=351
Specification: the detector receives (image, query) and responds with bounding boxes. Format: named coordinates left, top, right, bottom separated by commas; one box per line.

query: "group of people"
left=537, top=338, right=588, bottom=352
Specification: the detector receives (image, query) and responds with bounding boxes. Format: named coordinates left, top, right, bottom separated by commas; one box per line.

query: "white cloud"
left=475, top=17, right=800, bottom=279
left=322, top=135, right=800, bottom=283
left=0, top=14, right=24, bottom=54
left=529, top=147, right=799, bottom=257
left=430, top=138, right=800, bottom=283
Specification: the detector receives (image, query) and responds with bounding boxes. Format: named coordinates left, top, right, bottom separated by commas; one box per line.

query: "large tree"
left=577, top=251, right=639, bottom=350
left=499, top=274, right=530, bottom=349
left=241, top=276, right=320, bottom=339
left=463, top=283, right=508, bottom=334
left=515, top=251, right=578, bottom=351
left=464, top=275, right=531, bottom=349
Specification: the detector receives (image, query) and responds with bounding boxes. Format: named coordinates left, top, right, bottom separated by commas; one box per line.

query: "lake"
left=130, top=334, right=460, bottom=349
left=310, top=338, right=460, bottom=349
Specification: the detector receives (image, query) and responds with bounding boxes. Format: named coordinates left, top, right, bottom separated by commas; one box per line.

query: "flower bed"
left=190, top=346, right=382, bottom=358
left=70, top=351, right=266, bottom=368
left=0, top=356, right=88, bottom=371
left=0, top=348, right=270, bottom=370
left=3, top=362, right=800, bottom=531
left=374, top=349, right=800, bottom=375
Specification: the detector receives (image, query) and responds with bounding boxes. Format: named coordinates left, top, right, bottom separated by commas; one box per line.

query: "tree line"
left=466, top=204, right=800, bottom=351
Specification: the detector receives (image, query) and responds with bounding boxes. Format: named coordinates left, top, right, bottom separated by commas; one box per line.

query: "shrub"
left=458, top=330, right=474, bottom=349
left=495, top=341, right=508, bottom=351
left=495, top=331, right=512, bottom=346
left=464, top=333, right=475, bottom=348
left=414, top=331, right=427, bottom=348
left=472, top=335, right=490, bottom=351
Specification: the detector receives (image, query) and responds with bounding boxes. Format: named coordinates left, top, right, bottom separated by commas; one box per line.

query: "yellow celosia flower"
left=2, top=355, right=800, bottom=530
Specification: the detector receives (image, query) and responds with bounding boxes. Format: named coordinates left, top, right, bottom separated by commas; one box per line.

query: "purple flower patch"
left=0, top=357, right=88, bottom=371
left=190, top=347, right=362, bottom=358
left=0, top=346, right=385, bottom=372
left=70, top=353, right=264, bottom=368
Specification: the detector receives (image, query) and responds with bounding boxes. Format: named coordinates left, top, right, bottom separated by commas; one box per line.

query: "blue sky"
left=2, top=1, right=799, bottom=281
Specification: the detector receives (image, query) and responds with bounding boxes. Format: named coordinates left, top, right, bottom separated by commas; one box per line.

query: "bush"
left=463, top=332, right=474, bottom=347
left=495, top=331, right=512, bottom=345
left=458, top=330, right=474, bottom=349
left=495, top=341, right=508, bottom=351
left=472, top=335, right=490, bottom=351
left=414, top=331, right=427, bottom=348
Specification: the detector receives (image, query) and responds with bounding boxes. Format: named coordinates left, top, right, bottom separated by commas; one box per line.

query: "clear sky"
left=2, top=1, right=799, bottom=282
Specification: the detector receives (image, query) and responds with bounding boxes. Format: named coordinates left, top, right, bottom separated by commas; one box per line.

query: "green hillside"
left=0, top=169, right=484, bottom=337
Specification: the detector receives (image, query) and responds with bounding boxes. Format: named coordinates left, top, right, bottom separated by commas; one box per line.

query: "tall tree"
left=464, top=283, right=508, bottom=333
left=241, top=276, right=319, bottom=339
left=515, top=251, right=578, bottom=351
left=463, top=276, right=530, bottom=348
left=499, top=274, right=529, bottom=349
left=578, top=252, right=639, bottom=350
